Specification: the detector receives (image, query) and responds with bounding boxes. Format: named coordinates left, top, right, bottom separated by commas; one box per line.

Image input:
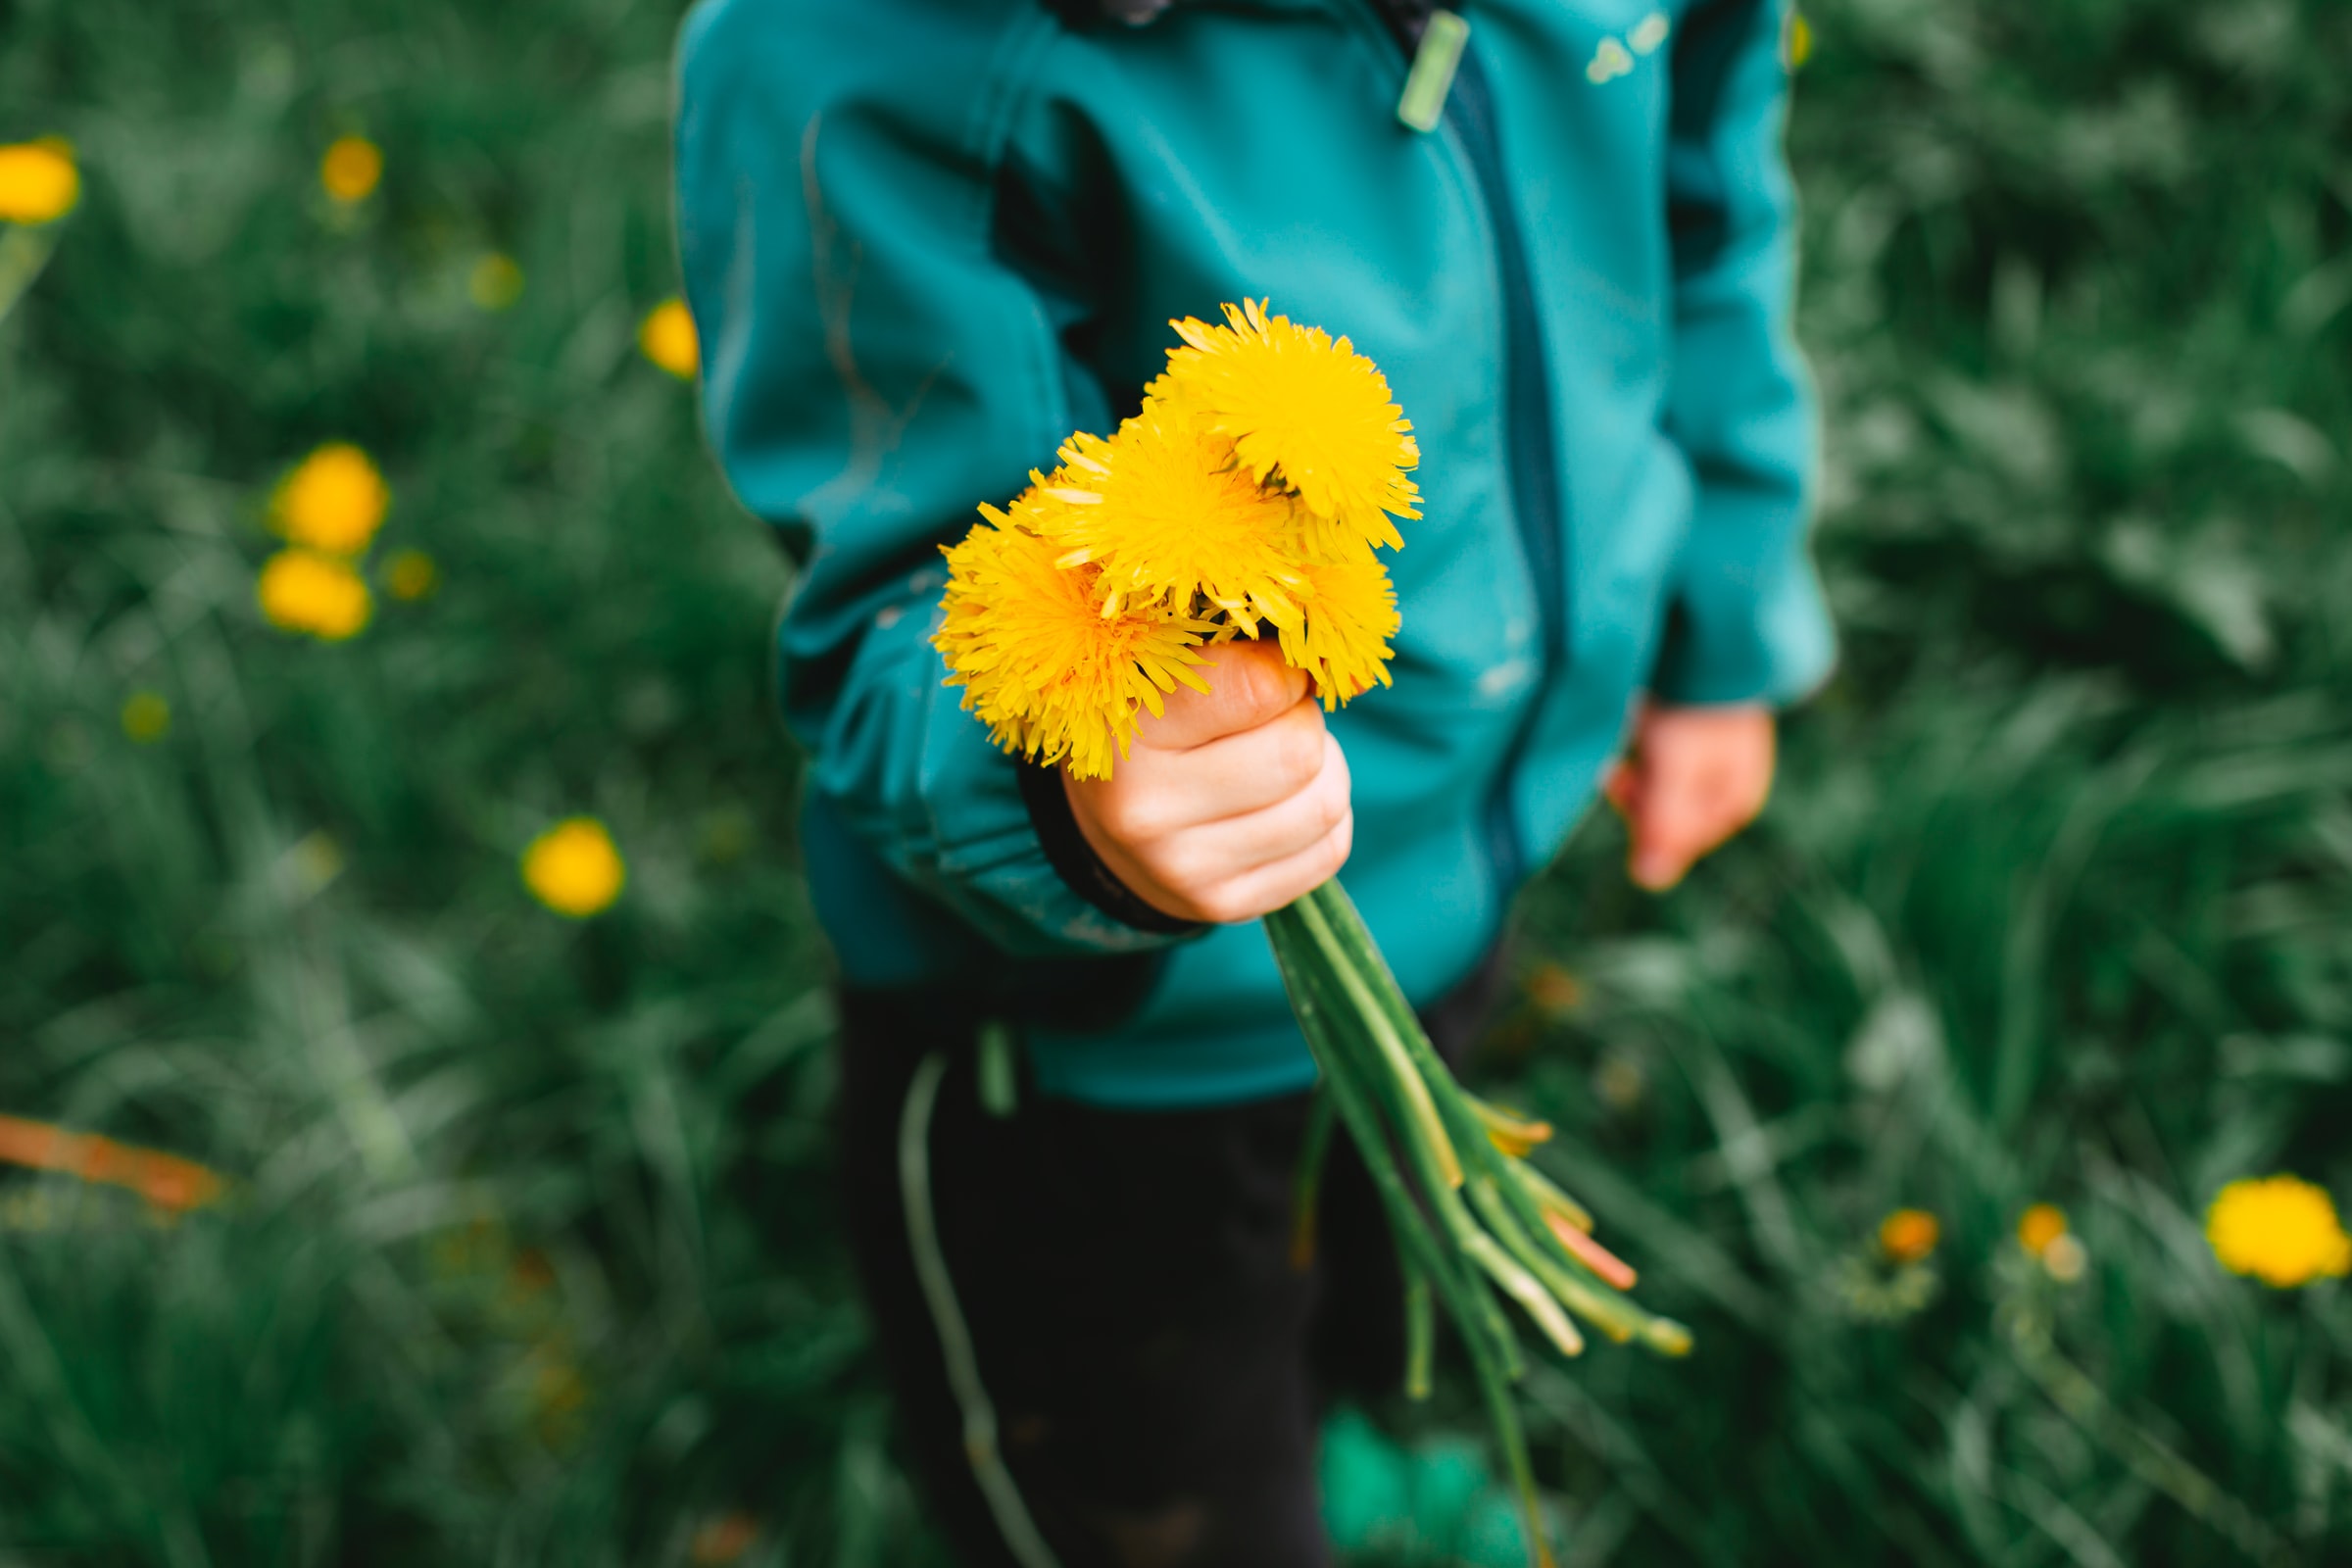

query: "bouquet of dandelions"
left=936, top=301, right=1688, bottom=1565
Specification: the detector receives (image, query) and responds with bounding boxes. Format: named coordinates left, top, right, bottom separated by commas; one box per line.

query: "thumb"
left=1144, top=638, right=1309, bottom=750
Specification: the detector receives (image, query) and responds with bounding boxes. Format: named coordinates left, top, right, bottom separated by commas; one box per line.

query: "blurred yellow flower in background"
left=0, top=138, right=79, bottom=224
left=521, top=817, right=626, bottom=917
left=2018, top=1203, right=2066, bottom=1257
left=258, top=549, right=372, bottom=640
left=272, top=443, right=389, bottom=556
left=469, top=252, right=524, bottom=311
left=638, top=297, right=699, bottom=378
left=120, top=691, right=172, bottom=742
left=1785, top=11, right=1814, bottom=71
left=320, top=135, right=382, bottom=203
left=2019, top=1201, right=2086, bottom=1282
left=384, top=549, right=439, bottom=601
left=2206, top=1174, right=2350, bottom=1288
left=1878, top=1207, right=1940, bottom=1264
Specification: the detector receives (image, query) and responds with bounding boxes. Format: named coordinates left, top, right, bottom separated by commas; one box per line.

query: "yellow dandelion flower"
left=120, top=691, right=171, bottom=742
left=937, top=509, right=1212, bottom=781
left=2206, top=1174, right=2351, bottom=1289
left=521, top=817, right=626, bottom=917
left=1878, top=1207, right=1939, bottom=1264
left=639, top=297, right=700, bottom=378
left=2017, top=1203, right=2067, bottom=1258
left=384, top=549, right=439, bottom=601
left=0, top=137, right=79, bottom=225
left=1050, top=410, right=1313, bottom=632
left=320, top=135, right=382, bottom=204
left=1274, top=541, right=1400, bottom=708
left=272, top=443, right=390, bottom=557
left=1155, top=298, right=1420, bottom=552
left=468, top=251, right=524, bottom=311
left=257, top=549, right=372, bottom=640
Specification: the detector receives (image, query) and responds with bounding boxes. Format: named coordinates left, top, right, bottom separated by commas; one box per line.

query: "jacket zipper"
left=1374, top=3, right=1571, bottom=894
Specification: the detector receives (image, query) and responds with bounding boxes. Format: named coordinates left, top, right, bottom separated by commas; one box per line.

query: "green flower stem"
left=1340, top=1077, right=1554, bottom=1558
left=1478, top=1160, right=1641, bottom=1326
left=1265, top=907, right=1522, bottom=1376
left=1299, top=883, right=1693, bottom=1350
left=1402, top=1255, right=1434, bottom=1399
left=1465, top=1229, right=1587, bottom=1359
left=1450, top=1258, right=1557, bottom=1568
left=1275, top=898, right=1531, bottom=1379
left=1289, top=891, right=1463, bottom=1189
left=1507, top=1159, right=1595, bottom=1234
left=1472, top=1175, right=1643, bottom=1348
left=1277, top=948, right=1529, bottom=1406
left=1268, top=912, right=1554, bottom=1568
left=1467, top=1093, right=1554, bottom=1152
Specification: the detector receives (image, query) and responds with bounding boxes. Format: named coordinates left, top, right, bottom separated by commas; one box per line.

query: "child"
left=676, top=1, right=1830, bottom=1562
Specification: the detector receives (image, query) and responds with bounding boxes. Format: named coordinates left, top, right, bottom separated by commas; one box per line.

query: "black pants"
left=838, top=960, right=1497, bottom=1568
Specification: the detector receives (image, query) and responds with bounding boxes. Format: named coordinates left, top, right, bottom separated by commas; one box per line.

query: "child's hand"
left=1602, top=702, right=1775, bottom=891
left=1063, top=641, right=1352, bottom=924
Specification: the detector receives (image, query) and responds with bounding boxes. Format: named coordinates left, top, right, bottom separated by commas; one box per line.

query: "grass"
left=3, top=0, right=2349, bottom=1563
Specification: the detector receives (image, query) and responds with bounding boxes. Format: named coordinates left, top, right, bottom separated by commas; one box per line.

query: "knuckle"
left=1312, top=772, right=1348, bottom=834
left=1232, top=645, right=1299, bottom=722
left=1321, top=813, right=1355, bottom=875
left=1193, top=884, right=1250, bottom=925
left=1272, top=718, right=1323, bottom=791
left=1101, top=790, right=1169, bottom=848
left=1144, top=836, right=1207, bottom=898
left=1088, top=790, right=1140, bottom=844
left=1315, top=745, right=1351, bottom=830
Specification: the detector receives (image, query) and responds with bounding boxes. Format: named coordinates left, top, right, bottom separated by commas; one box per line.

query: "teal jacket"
left=675, top=0, right=1833, bottom=1106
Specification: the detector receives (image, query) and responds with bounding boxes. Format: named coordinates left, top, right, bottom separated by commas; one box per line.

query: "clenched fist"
left=1064, top=640, right=1353, bottom=925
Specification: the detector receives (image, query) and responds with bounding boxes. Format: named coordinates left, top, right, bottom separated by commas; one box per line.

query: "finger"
left=1141, top=639, right=1309, bottom=751
left=1626, top=769, right=1712, bottom=890
left=1077, top=700, right=1329, bottom=841
left=1142, top=735, right=1349, bottom=889
left=1602, top=760, right=1638, bottom=818
left=1172, top=701, right=1334, bottom=821
left=1631, top=767, right=1759, bottom=889
left=1628, top=834, right=1696, bottom=892
left=1188, top=811, right=1355, bottom=924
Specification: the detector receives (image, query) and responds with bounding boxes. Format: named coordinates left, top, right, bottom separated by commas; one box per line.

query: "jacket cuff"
left=1650, top=483, right=1838, bottom=709
left=1015, top=761, right=1204, bottom=937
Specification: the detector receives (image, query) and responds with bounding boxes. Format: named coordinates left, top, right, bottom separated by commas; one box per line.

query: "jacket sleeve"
left=674, top=0, right=1193, bottom=958
left=1651, top=0, right=1837, bottom=708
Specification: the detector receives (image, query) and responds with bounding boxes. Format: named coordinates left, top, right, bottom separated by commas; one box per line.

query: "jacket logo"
left=1587, top=10, right=1671, bottom=83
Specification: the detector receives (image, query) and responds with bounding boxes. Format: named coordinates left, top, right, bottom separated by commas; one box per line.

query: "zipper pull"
left=1396, top=9, right=1471, bottom=133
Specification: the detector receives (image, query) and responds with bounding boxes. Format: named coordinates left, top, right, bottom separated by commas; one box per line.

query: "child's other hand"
left=1602, top=702, right=1775, bottom=891
left=1063, top=640, right=1352, bottom=924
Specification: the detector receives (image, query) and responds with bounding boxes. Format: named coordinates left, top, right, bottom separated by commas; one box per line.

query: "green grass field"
left=5, top=2, right=2350, bottom=1563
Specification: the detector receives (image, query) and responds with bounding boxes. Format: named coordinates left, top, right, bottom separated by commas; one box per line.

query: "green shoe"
left=1319, top=1406, right=1538, bottom=1566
